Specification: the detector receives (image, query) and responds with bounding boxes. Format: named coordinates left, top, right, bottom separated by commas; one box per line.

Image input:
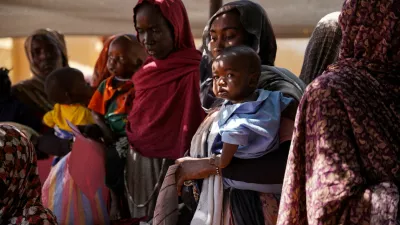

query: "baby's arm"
left=42, top=110, right=55, bottom=128
left=217, top=143, right=239, bottom=168
left=217, top=125, right=250, bottom=168
left=91, top=111, right=114, bottom=143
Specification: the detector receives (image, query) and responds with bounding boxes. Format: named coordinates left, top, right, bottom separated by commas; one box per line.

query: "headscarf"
left=12, top=29, right=69, bottom=115
left=278, top=0, right=400, bottom=224
left=299, top=12, right=342, bottom=85
left=0, top=125, right=57, bottom=225
left=25, top=28, right=69, bottom=80
left=199, top=0, right=305, bottom=109
left=91, top=35, right=116, bottom=89
left=90, top=34, right=142, bottom=89
left=126, top=0, right=205, bottom=160
left=200, top=0, right=277, bottom=83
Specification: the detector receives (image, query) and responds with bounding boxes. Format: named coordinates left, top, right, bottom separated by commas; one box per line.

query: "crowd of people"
left=0, top=0, right=399, bottom=224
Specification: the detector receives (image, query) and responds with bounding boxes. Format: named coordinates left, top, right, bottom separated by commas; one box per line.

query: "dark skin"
left=211, top=54, right=259, bottom=169
left=135, top=3, right=174, bottom=60
left=175, top=10, right=279, bottom=195
left=85, top=38, right=146, bottom=220
left=91, top=37, right=146, bottom=145
left=175, top=10, right=252, bottom=196
left=209, top=10, right=247, bottom=59
left=31, top=36, right=63, bottom=78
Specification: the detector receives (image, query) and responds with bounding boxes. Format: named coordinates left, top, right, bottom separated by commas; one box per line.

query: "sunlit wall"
left=0, top=36, right=309, bottom=84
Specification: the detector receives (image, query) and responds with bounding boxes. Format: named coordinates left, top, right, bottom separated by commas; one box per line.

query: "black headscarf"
left=199, top=0, right=305, bottom=109
left=299, top=12, right=342, bottom=85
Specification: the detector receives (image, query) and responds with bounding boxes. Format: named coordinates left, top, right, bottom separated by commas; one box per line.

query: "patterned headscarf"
left=299, top=12, right=342, bottom=85
left=278, top=0, right=400, bottom=224
left=0, top=125, right=57, bottom=225
left=25, top=28, right=69, bottom=80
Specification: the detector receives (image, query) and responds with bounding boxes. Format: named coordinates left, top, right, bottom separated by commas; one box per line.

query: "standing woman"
left=12, top=29, right=69, bottom=183
left=123, top=0, right=205, bottom=221
left=278, top=0, right=400, bottom=224
left=12, top=29, right=68, bottom=126
left=299, top=12, right=342, bottom=85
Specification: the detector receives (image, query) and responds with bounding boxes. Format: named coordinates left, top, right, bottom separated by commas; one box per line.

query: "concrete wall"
left=0, top=36, right=308, bottom=84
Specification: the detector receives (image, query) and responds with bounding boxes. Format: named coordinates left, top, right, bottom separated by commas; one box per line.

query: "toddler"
left=88, top=34, right=147, bottom=220
left=40, top=67, right=94, bottom=163
left=211, top=46, right=293, bottom=192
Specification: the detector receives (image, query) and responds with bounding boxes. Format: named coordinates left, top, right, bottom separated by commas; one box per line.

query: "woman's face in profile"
left=31, top=35, right=63, bottom=78
left=209, top=10, right=247, bottom=59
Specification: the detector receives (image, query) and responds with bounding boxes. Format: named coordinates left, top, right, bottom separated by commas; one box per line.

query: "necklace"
left=114, top=77, right=131, bottom=82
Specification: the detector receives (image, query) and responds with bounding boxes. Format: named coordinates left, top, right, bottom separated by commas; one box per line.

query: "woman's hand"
left=175, top=157, right=217, bottom=195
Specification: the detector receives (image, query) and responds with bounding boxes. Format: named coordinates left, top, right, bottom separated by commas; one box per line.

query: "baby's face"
left=212, top=55, right=253, bottom=103
left=107, top=40, right=142, bottom=79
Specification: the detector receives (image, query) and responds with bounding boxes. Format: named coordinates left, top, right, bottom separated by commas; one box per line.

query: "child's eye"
left=213, top=76, right=219, bottom=80
left=227, top=74, right=234, bottom=78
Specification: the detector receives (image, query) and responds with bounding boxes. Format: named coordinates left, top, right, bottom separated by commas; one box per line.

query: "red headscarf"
left=126, top=0, right=205, bottom=159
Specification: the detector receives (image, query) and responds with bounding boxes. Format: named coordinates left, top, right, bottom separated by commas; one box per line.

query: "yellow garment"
left=43, top=104, right=94, bottom=131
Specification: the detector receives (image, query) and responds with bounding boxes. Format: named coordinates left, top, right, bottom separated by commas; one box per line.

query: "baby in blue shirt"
left=211, top=46, right=292, bottom=192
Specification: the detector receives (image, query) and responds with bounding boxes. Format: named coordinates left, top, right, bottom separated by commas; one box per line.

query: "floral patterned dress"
left=277, top=0, right=400, bottom=224
left=0, top=125, right=57, bottom=225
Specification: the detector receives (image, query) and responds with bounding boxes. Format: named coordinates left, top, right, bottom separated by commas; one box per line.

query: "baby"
left=43, top=67, right=94, bottom=139
left=87, top=34, right=147, bottom=220
left=39, top=67, right=94, bottom=164
left=211, top=46, right=293, bottom=192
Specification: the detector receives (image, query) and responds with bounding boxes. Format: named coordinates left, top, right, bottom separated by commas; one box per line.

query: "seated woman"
left=277, top=0, right=400, bottom=224
left=162, top=1, right=305, bottom=225
left=299, top=12, right=342, bottom=85
left=0, top=124, right=57, bottom=225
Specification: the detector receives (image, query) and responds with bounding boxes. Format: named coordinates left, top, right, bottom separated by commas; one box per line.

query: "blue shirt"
left=212, top=89, right=292, bottom=159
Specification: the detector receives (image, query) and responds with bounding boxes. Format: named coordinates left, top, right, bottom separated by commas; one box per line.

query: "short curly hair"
left=0, top=67, right=11, bottom=98
left=45, top=67, right=86, bottom=104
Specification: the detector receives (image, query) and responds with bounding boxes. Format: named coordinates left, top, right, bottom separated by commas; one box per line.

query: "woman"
left=0, top=124, right=57, bottom=225
left=12, top=29, right=68, bottom=124
left=12, top=29, right=69, bottom=183
left=299, top=12, right=342, bottom=85
left=120, top=0, right=205, bottom=222
left=277, top=0, right=400, bottom=224
left=160, top=1, right=305, bottom=225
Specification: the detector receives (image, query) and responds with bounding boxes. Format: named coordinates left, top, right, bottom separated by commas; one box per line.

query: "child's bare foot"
left=110, top=202, right=121, bottom=221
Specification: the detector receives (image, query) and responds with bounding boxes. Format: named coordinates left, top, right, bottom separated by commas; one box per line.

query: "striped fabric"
left=41, top=154, right=110, bottom=225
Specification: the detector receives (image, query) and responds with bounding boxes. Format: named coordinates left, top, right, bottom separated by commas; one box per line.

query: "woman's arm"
left=175, top=157, right=218, bottom=195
